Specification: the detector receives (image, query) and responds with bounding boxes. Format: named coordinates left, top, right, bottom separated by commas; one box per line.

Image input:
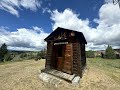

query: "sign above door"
left=54, top=42, right=68, bottom=45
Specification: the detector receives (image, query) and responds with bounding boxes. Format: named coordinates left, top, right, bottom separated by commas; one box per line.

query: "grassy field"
left=88, top=58, right=120, bottom=84
left=0, top=58, right=120, bottom=90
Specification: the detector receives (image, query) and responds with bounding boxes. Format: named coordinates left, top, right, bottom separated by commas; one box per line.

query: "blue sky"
left=0, top=0, right=103, bottom=31
left=0, top=0, right=120, bottom=51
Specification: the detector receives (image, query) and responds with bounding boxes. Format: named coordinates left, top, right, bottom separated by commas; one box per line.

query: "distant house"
left=95, top=49, right=120, bottom=59
left=95, top=50, right=105, bottom=57
left=43, top=27, right=87, bottom=79
left=114, top=49, right=120, bottom=59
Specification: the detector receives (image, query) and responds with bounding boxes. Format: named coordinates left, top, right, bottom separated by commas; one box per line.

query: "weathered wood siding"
left=45, top=42, right=53, bottom=69
left=72, top=43, right=82, bottom=77
left=45, top=41, right=85, bottom=78
left=63, top=43, right=73, bottom=74
left=81, top=43, right=86, bottom=69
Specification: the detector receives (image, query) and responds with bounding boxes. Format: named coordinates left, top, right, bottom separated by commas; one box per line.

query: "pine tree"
left=0, top=43, right=8, bottom=62
left=105, top=45, right=116, bottom=59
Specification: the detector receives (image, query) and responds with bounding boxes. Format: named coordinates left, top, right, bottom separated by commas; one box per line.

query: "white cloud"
left=0, top=1, right=19, bottom=17
left=0, top=26, right=49, bottom=51
left=50, top=9, right=89, bottom=30
left=96, top=3, right=120, bottom=26
left=0, top=0, right=41, bottom=17
left=42, top=7, right=51, bottom=14
left=95, top=3, right=120, bottom=46
left=50, top=7, right=120, bottom=51
left=105, top=0, right=113, bottom=3
left=20, top=0, right=41, bottom=11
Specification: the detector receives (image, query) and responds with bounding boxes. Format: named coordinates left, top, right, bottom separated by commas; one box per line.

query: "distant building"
left=95, top=49, right=120, bottom=59
left=114, top=49, right=120, bottom=59
left=95, top=50, right=105, bottom=57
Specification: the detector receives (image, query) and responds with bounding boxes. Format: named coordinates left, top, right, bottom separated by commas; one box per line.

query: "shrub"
left=4, top=53, right=12, bottom=61
left=35, top=49, right=46, bottom=60
left=86, top=50, right=95, bottom=58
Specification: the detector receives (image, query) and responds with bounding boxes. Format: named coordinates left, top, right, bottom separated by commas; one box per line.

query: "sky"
left=0, top=0, right=120, bottom=51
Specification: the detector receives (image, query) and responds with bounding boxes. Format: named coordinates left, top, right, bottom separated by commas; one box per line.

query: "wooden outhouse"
left=44, top=27, right=87, bottom=78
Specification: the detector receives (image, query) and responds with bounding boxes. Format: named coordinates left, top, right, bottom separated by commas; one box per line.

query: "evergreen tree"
left=105, top=45, right=116, bottom=59
left=0, top=43, right=8, bottom=62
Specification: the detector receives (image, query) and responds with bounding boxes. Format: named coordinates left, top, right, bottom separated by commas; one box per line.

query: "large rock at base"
left=39, top=72, right=80, bottom=86
left=39, top=72, right=62, bottom=87
left=72, top=76, right=80, bottom=85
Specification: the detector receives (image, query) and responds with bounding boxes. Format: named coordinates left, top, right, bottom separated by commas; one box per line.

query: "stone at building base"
left=39, top=72, right=62, bottom=87
left=39, top=70, right=80, bottom=86
left=72, top=76, right=80, bottom=85
left=41, top=69, right=76, bottom=82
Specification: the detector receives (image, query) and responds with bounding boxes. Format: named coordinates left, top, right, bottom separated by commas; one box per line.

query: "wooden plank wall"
left=81, top=43, right=86, bottom=69
left=78, top=43, right=82, bottom=78
left=72, top=43, right=78, bottom=74
left=72, top=43, right=82, bottom=77
left=63, top=44, right=73, bottom=74
left=45, top=40, right=85, bottom=78
left=45, top=42, right=53, bottom=69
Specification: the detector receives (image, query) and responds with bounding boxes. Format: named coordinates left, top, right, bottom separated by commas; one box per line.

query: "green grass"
left=0, top=60, right=24, bottom=65
left=87, top=58, right=120, bottom=84
left=87, top=58, right=120, bottom=70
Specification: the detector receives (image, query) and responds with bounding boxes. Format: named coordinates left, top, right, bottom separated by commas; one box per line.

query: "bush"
left=4, top=53, right=12, bottom=61
left=86, top=50, right=95, bottom=58
left=35, top=49, right=46, bottom=60
left=12, top=55, right=22, bottom=61
left=104, top=45, right=116, bottom=59
left=20, top=53, right=27, bottom=58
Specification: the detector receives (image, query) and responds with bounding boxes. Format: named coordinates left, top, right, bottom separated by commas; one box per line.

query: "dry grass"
left=0, top=59, right=120, bottom=90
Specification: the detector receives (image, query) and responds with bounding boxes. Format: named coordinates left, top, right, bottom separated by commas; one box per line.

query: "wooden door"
left=57, top=57, right=63, bottom=70
left=56, top=45, right=65, bottom=70
left=62, top=44, right=73, bottom=74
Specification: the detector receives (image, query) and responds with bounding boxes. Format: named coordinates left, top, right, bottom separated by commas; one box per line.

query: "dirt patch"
left=79, top=66, right=120, bottom=90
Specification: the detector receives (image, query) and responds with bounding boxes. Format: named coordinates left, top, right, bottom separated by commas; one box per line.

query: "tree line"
left=0, top=43, right=118, bottom=62
left=0, top=43, right=46, bottom=62
left=86, top=45, right=118, bottom=59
